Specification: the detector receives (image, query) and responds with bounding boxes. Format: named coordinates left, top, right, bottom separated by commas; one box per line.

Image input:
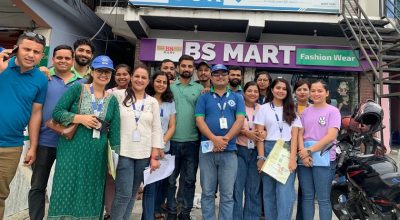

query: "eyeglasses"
left=95, top=69, right=112, bottom=76
left=212, top=72, right=228, bottom=77
left=23, top=32, right=46, bottom=43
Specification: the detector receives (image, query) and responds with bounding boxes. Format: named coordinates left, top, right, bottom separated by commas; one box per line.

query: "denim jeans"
left=28, top=146, right=56, bottom=220
left=233, top=145, right=261, bottom=220
left=142, top=180, right=157, bottom=220
left=111, top=156, right=149, bottom=220
left=166, top=141, right=199, bottom=215
left=261, top=141, right=295, bottom=220
left=200, top=150, right=238, bottom=220
left=298, top=162, right=333, bottom=220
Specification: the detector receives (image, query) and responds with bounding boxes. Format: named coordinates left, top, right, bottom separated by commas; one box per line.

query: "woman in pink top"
left=233, top=81, right=264, bottom=220
left=297, top=80, right=341, bottom=220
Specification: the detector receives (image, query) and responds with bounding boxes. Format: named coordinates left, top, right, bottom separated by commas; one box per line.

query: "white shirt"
left=254, top=102, right=302, bottom=141
left=113, top=89, right=163, bottom=159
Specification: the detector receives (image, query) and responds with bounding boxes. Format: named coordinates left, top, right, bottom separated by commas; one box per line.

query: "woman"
left=110, top=65, right=163, bottom=220
left=142, top=71, right=176, bottom=220
left=297, top=80, right=341, bottom=220
left=254, top=71, right=272, bottom=104
left=104, top=64, right=132, bottom=219
left=233, top=81, right=263, bottom=220
left=254, top=78, right=302, bottom=220
left=294, top=79, right=311, bottom=116
left=48, top=55, right=120, bottom=219
left=293, top=79, right=311, bottom=220
left=107, top=64, right=132, bottom=92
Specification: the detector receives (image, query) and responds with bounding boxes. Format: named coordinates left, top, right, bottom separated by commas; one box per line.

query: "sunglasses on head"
left=23, top=32, right=46, bottom=42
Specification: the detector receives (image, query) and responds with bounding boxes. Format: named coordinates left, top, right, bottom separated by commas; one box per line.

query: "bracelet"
left=257, top=156, right=267, bottom=161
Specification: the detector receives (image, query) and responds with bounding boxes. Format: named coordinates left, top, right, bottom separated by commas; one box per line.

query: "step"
left=374, top=80, right=400, bottom=84
left=343, top=26, right=396, bottom=35
left=354, top=43, right=400, bottom=52
left=340, top=18, right=389, bottom=27
left=349, top=34, right=400, bottom=43
left=366, top=54, right=400, bottom=62
left=380, top=92, right=400, bottom=98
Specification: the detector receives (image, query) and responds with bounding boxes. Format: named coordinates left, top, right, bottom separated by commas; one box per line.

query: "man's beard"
left=229, top=79, right=241, bottom=88
left=75, top=56, right=91, bottom=66
left=180, top=71, right=193, bottom=79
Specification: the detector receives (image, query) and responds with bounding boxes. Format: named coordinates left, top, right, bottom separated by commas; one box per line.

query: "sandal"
left=155, top=213, right=166, bottom=220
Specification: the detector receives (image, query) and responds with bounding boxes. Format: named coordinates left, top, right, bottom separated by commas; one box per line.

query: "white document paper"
left=143, top=154, right=175, bottom=187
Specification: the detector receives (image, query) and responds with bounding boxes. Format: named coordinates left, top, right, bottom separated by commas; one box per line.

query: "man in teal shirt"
left=0, top=32, right=48, bottom=218
left=167, top=55, right=203, bottom=220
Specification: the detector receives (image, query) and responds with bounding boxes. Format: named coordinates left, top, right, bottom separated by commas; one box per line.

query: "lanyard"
left=270, top=102, right=283, bottom=138
left=160, top=108, right=164, bottom=117
left=213, top=92, right=230, bottom=117
left=132, top=94, right=147, bottom=123
left=89, top=84, right=104, bottom=117
left=246, top=105, right=256, bottom=131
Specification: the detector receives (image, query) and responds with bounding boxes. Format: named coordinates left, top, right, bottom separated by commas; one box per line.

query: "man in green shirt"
left=71, top=39, right=95, bottom=78
left=167, top=55, right=203, bottom=220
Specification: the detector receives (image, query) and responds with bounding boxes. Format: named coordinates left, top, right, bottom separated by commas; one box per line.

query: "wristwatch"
left=257, top=156, right=267, bottom=161
left=307, top=149, right=312, bottom=156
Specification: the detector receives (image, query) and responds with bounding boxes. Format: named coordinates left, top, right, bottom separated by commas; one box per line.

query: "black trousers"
left=28, top=146, right=56, bottom=220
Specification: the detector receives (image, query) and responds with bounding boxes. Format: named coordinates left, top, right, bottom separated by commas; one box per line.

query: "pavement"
left=8, top=151, right=400, bottom=220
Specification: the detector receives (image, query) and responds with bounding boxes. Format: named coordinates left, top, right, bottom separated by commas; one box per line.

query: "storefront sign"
left=296, top=48, right=359, bottom=67
left=129, top=0, right=340, bottom=14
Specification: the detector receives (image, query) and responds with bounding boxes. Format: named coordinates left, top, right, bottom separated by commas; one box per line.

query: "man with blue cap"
left=195, top=64, right=245, bottom=220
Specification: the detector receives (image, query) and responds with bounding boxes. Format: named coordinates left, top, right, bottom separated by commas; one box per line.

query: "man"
left=195, top=64, right=245, bottom=220
left=195, top=61, right=212, bottom=89
left=167, top=55, right=203, bottom=220
left=228, top=65, right=243, bottom=95
left=72, top=39, right=95, bottom=78
left=28, top=45, right=84, bottom=220
left=160, top=59, right=176, bottom=83
left=0, top=32, right=48, bottom=218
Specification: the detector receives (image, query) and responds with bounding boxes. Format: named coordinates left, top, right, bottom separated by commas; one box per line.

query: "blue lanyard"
left=89, top=84, right=104, bottom=117
left=270, top=102, right=283, bottom=137
left=160, top=108, right=164, bottom=117
left=132, top=94, right=146, bottom=123
left=213, top=92, right=230, bottom=117
left=246, top=105, right=256, bottom=131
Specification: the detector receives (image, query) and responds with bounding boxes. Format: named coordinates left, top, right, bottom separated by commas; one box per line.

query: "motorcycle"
left=327, top=100, right=400, bottom=220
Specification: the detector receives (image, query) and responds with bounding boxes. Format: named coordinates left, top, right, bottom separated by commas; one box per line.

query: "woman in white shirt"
left=254, top=78, right=302, bottom=220
left=110, top=64, right=163, bottom=220
left=142, top=71, right=176, bottom=220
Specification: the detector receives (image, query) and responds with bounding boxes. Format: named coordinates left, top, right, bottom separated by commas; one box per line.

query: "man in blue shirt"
left=28, top=45, right=84, bottom=220
left=195, top=64, right=245, bottom=220
left=0, top=32, right=48, bottom=218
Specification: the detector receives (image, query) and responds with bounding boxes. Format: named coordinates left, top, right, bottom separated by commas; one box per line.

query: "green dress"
left=48, top=84, right=120, bottom=220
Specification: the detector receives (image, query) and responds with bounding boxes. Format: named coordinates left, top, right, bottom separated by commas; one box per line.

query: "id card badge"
left=219, top=117, right=228, bottom=129
left=92, top=129, right=100, bottom=139
left=201, top=140, right=214, bottom=153
left=132, top=130, right=141, bottom=142
left=247, top=139, right=255, bottom=149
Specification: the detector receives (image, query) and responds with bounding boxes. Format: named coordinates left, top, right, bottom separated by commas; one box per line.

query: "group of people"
left=0, top=31, right=342, bottom=220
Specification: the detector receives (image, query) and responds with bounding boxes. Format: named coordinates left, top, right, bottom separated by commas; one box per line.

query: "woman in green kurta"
left=48, top=55, right=120, bottom=220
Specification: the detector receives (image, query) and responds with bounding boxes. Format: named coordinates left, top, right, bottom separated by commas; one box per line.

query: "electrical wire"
left=90, top=0, right=119, bottom=41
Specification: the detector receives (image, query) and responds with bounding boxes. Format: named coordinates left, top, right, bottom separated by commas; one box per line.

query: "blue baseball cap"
left=211, top=64, right=228, bottom=73
left=91, top=55, right=115, bottom=71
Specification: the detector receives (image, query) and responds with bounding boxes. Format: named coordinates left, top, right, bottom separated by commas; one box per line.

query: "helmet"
left=353, top=100, right=383, bottom=133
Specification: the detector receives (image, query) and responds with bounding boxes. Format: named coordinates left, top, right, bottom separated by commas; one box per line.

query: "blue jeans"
left=167, top=141, right=199, bottom=215
left=110, top=156, right=149, bottom=220
left=233, top=145, right=261, bottom=220
left=142, top=180, right=157, bottom=220
left=200, top=150, right=238, bottom=220
left=298, top=163, right=333, bottom=220
left=261, top=141, right=295, bottom=220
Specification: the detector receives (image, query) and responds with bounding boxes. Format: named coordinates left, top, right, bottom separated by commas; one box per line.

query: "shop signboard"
left=129, top=0, right=340, bottom=14
left=296, top=48, right=359, bottom=67
left=140, top=38, right=365, bottom=71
